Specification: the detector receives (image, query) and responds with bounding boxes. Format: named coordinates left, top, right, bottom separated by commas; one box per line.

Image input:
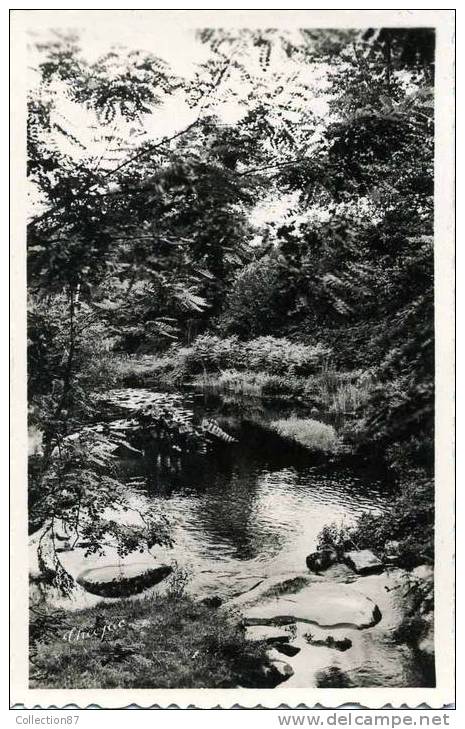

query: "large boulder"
left=243, top=582, right=382, bottom=630
left=344, top=549, right=383, bottom=575
left=77, top=562, right=172, bottom=598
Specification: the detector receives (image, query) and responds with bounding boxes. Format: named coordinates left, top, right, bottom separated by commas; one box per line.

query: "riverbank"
left=109, top=338, right=374, bottom=419
left=30, top=591, right=272, bottom=689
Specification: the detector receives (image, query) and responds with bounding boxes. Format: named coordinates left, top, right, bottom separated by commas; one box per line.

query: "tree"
left=267, top=28, right=435, bottom=465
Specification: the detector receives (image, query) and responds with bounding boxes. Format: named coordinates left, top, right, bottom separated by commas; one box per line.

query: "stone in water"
left=77, top=562, right=172, bottom=598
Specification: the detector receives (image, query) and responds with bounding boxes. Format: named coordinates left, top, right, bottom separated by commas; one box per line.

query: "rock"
left=243, top=582, right=382, bottom=629
left=274, top=643, right=301, bottom=657
left=306, top=548, right=338, bottom=573
left=344, top=549, right=383, bottom=575
left=77, top=562, right=172, bottom=598
left=316, top=666, right=353, bottom=688
left=244, top=625, right=291, bottom=644
left=412, top=564, right=434, bottom=582
left=227, top=572, right=315, bottom=609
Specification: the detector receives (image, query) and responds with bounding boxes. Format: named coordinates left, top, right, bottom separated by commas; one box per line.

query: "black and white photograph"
left=10, top=9, right=455, bottom=709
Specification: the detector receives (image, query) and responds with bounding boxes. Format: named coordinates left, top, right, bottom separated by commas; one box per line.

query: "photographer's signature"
left=63, top=618, right=127, bottom=642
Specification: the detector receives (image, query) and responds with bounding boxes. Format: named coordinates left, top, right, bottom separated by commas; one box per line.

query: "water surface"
left=122, top=397, right=392, bottom=597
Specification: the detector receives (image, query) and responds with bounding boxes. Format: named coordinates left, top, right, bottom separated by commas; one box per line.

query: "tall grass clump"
left=270, top=417, right=340, bottom=452
left=329, top=380, right=373, bottom=414
left=304, top=368, right=375, bottom=414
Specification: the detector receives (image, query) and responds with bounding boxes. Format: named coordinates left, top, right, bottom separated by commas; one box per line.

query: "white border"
left=10, top=7, right=455, bottom=709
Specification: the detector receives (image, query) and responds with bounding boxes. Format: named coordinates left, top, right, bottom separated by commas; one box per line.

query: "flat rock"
left=344, top=550, right=383, bottom=575
left=77, top=562, right=172, bottom=598
left=243, top=582, right=381, bottom=629
left=245, top=625, right=291, bottom=644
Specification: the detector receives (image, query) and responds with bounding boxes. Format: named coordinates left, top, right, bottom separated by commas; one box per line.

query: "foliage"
left=178, top=334, right=330, bottom=377
left=350, top=476, right=434, bottom=569
left=317, top=523, right=352, bottom=556
left=30, top=593, right=270, bottom=689
left=164, top=563, right=191, bottom=600
left=319, top=475, right=434, bottom=570
left=31, top=427, right=172, bottom=569
left=392, top=615, right=428, bottom=646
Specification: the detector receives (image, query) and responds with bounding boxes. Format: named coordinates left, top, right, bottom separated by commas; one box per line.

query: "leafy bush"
left=247, top=337, right=331, bottom=376
left=180, top=335, right=242, bottom=374
left=350, top=476, right=434, bottom=569
left=317, top=523, right=352, bottom=556
left=110, top=354, right=179, bottom=387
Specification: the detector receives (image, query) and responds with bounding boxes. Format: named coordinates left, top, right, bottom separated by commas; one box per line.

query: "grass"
left=269, top=417, right=340, bottom=452
left=328, top=382, right=371, bottom=414
left=30, top=592, right=271, bottom=689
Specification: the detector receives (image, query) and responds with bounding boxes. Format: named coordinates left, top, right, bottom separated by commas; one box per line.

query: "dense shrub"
left=179, top=335, right=242, bottom=374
